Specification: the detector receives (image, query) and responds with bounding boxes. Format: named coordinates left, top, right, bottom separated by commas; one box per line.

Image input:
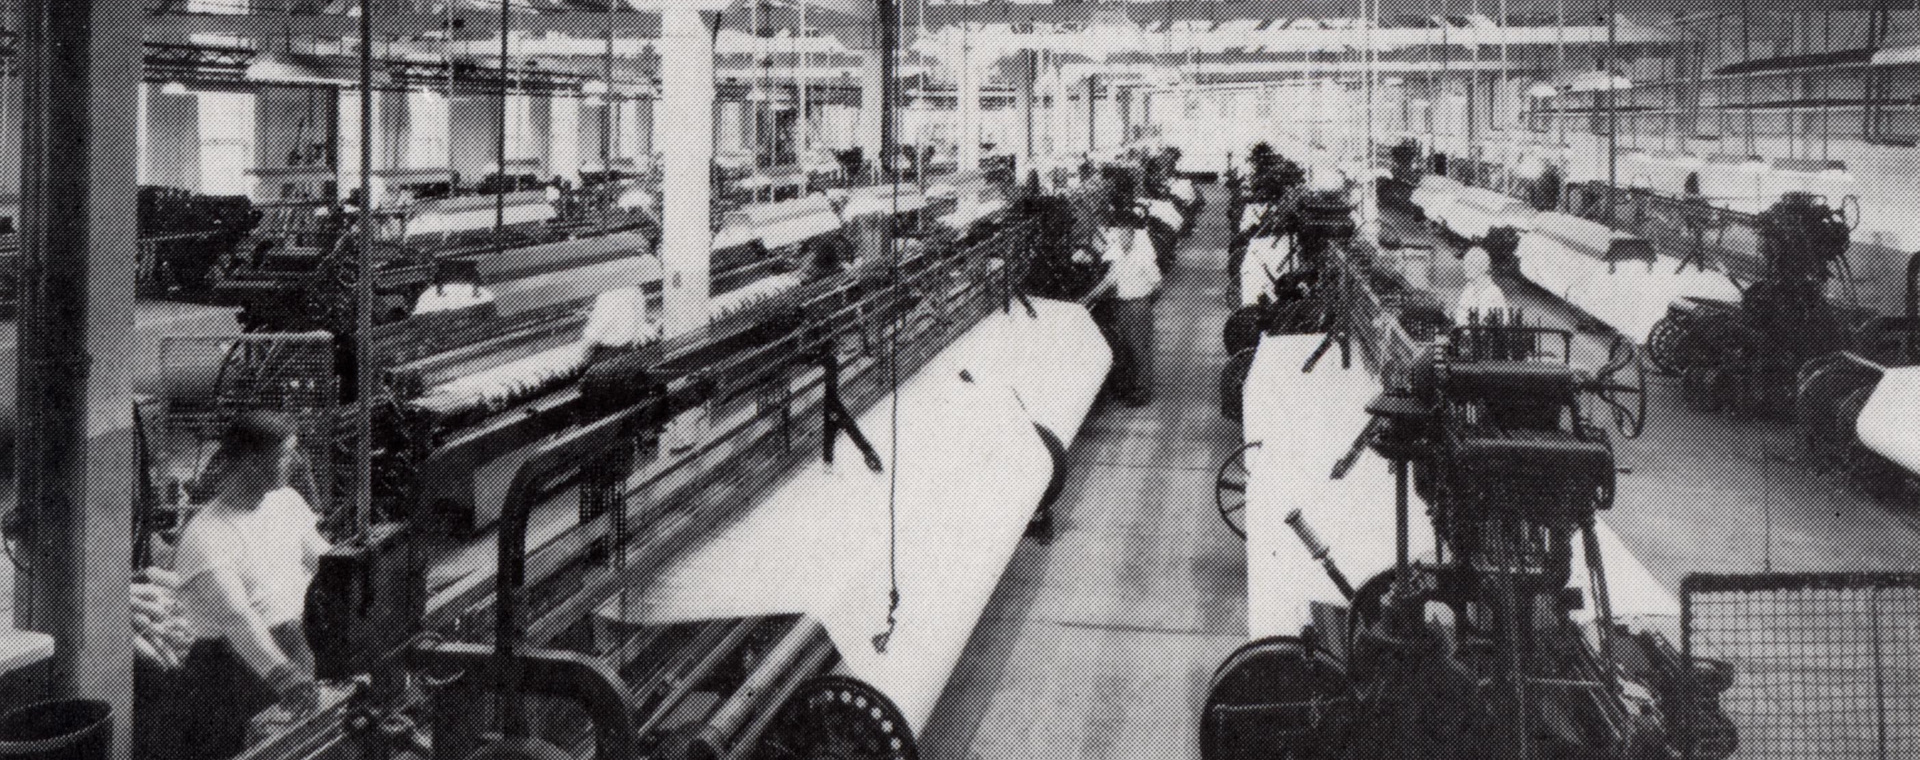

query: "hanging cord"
left=873, top=0, right=904, bottom=655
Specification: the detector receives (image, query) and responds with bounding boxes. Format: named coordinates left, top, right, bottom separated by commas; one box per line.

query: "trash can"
left=0, top=700, right=111, bottom=760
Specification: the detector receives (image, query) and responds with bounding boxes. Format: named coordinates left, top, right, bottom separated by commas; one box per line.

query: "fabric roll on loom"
left=1238, top=333, right=1675, bottom=641
left=927, top=298, right=1111, bottom=444
left=1516, top=214, right=1741, bottom=344
left=403, top=190, right=559, bottom=236
left=600, top=303, right=1110, bottom=740
left=1856, top=365, right=1920, bottom=476
left=1559, top=253, right=1737, bottom=345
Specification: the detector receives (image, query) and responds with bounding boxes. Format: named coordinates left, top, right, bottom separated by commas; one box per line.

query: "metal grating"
left=1324, top=238, right=1424, bottom=387
left=156, top=333, right=344, bottom=534
left=1682, top=572, right=1920, bottom=760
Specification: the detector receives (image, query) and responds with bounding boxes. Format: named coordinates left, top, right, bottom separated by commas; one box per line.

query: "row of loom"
left=1206, top=213, right=1731, bottom=759
left=160, top=152, right=1162, bottom=760
left=1400, top=167, right=1919, bottom=501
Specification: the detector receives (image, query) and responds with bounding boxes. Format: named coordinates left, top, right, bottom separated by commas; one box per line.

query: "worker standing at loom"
left=1088, top=187, right=1163, bottom=407
left=166, top=411, right=328, bottom=758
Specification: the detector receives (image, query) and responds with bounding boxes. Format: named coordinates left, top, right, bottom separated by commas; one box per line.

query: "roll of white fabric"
left=1857, top=366, right=1920, bottom=476
left=1561, top=254, right=1738, bottom=344
left=604, top=311, right=1107, bottom=733
left=710, top=272, right=807, bottom=322
left=930, top=298, right=1111, bottom=444
left=406, top=193, right=559, bottom=236
left=486, top=255, right=663, bottom=319
left=581, top=287, right=660, bottom=350
left=1410, top=176, right=1462, bottom=219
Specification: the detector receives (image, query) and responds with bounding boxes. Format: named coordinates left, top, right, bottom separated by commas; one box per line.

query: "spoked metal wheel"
left=1216, top=441, right=1261, bottom=539
left=1645, top=314, right=1690, bottom=375
left=1201, top=636, right=1351, bottom=760
left=756, top=675, right=915, bottom=760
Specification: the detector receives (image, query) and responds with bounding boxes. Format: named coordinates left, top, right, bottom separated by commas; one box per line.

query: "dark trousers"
left=1110, top=296, right=1156, bottom=401
left=136, top=639, right=275, bottom=760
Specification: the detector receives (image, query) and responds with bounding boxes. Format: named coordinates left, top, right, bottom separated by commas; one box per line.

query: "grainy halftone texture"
left=1684, top=574, right=1920, bottom=760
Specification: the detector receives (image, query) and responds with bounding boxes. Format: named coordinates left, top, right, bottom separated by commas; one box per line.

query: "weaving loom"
left=240, top=170, right=1052, bottom=759
left=1517, top=211, right=1740, bottom=344
left=1205, top=231, right=1705, bottom=760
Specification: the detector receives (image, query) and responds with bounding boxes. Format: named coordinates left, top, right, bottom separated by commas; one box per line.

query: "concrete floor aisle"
left=917, top=190, right=1249, bottom=760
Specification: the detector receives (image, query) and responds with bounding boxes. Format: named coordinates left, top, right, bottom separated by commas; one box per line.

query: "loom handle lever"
left=1286, top=509, right=1356, bottom=601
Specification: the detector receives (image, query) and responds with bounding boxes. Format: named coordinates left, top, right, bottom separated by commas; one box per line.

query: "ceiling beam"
left=1070, top=59, right=1528, bottom=80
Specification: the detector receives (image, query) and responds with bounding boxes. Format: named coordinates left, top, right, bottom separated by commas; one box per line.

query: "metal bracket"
left=821, top=350, right=884, bottom=472
left=1302, top=328, right=1351, bottom=373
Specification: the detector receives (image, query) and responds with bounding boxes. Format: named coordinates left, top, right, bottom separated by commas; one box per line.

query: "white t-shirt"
left=1144, top=199, right=1184, bottom=229
left=176, top=488, right=328, bottom=632
left=1452, top=246, right=1510, bottom=323
left=1101, top=226, right=1162, bottom=300
left=1169, top=178, right=1197, bottom=204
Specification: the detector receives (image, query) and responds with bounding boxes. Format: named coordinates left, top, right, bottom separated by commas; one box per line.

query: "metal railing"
left=1682, top=572, right=1920, bottom=760
left=1323, top=238, right=1425, bottom=389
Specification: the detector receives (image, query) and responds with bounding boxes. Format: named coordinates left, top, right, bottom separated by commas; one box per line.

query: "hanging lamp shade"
left=1526, top=81, right=1560, bottom=98
left=160, top=80, right=189, bottom=95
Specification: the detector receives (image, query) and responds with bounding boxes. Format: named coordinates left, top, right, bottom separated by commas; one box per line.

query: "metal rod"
left=355, top=0, right=374, bottom=544
left=704, top=619, right=829, bottom=742
left=1872, top=587, right=1888, bottom=760
left=1581, top=523, right=1621, bottom=694
left=497, top=0, right=509, bottom=234
left=1680, top=585, right=1695, bottom=760
left=1285, top=509, right=1356, bottom=600
left=879, top=0, right=899, bottom=180
left=1605, top=0, right=1618, bottom=226
left=722, top=635, right=839, bottom=760
left=1087, top=74, right=1097, bottom=154
left=1395, top=460, right=1410, bottom=584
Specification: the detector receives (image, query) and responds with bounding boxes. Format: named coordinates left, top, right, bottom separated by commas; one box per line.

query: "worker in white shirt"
left=1087, top=204, right=1164, bottom=407
left=171, top=411, right=328, bottom=758
left=1453, top=243, right=1511, bottom=326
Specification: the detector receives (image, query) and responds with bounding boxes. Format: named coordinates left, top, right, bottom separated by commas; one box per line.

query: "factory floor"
left=916, top=194, right=1920, bottom=760
left=918, top=193, right=1249, bottom=760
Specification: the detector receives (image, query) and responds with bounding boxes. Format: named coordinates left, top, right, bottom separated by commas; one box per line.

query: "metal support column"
left=879, top=0, right=900, bottom=179
left=16, top=0, right=137, bottom=746
left=1017, top=50, right=1035, bottom=173
left=661, top=9, right=715, bottom=339
left=859, top=46, right=886, bottom=177
left=958, top=22, right=981, bottom=173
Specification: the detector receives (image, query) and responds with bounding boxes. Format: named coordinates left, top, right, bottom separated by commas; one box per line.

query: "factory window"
left=407, top=90, right=450, bottom=171
left=506, top=93, right=536, bottom=162
left=196, top=91, right=257, bottom=197
left=551, top=96, right=580, bottom=178
left=618, top=100, right=645, bottom=164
